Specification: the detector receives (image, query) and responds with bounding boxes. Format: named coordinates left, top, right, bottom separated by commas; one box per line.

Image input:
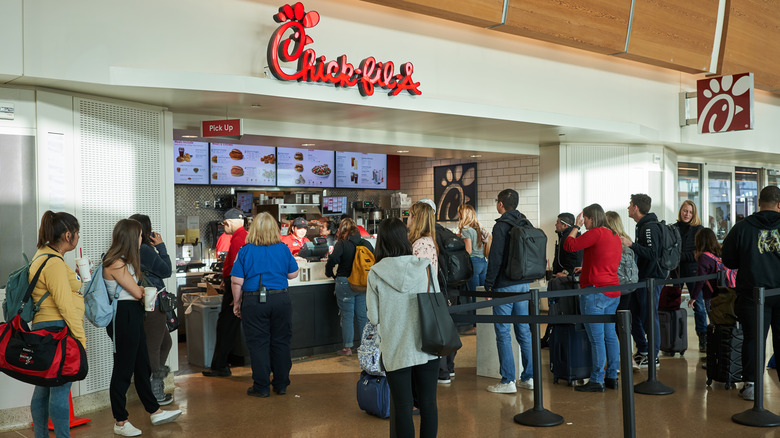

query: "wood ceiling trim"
left=361, top=0, right=505, bottom=28
left=720, top=0, right=780, bottom=91
left=613, top=0, right=718, bottom=74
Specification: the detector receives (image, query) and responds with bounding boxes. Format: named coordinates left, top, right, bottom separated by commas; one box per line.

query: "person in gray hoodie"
left=367, top=218, right=439, bottom=438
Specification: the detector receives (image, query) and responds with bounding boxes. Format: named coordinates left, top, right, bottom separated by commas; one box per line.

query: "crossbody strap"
left=20, top=253, right=61, bottom=315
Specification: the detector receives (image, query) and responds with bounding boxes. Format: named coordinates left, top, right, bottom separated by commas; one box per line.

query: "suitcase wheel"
left=680, top=350, right=685, bottom=356
left=725, top=383, right=730, bottom=390
left=706, top=378, right=712, bottom=386
left=553, top=377, right=559, bottom=384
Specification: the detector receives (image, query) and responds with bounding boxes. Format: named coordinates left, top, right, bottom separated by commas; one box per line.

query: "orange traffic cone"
left=47, top=391, right=91, bottom=430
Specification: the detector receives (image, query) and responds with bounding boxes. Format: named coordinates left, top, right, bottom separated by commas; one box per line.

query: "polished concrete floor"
left=3, top=317, right=780, bottom=437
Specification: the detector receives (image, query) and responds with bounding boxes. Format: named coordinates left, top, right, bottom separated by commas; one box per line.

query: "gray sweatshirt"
left=366, top=255, right=439, bottom=372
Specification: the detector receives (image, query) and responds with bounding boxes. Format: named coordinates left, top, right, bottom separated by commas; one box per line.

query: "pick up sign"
left=201, top=119, right=243, bottom=139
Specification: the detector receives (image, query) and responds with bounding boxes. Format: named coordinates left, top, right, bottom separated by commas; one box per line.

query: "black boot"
left=698, top=332, right=707, bottom=353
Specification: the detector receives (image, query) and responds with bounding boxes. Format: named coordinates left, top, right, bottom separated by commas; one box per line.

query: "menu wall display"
left=174, top=140, right=209, bottom=184
left=322, top=196, right=348, bottom=215
left=335, top=152, right=387, bottom=189
left=276, top=147, right=335, bottom=188
left=210, top=143, right=277, bottom=186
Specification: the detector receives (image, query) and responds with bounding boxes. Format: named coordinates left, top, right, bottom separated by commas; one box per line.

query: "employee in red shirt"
left=203, top=208, right=248, bottom=377
left=563, top=203, right=622, bottom=393
left=281, top=217, right=311, bottom=256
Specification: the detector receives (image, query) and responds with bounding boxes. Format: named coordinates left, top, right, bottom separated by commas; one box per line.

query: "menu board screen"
left=322, top=196, right=348, bottom=215
left=335, top=152, right=387, bottom=189
left=174, top=140, right=209, bottom=184
left=209, top=143, right=276, bottom=186
left=276, top=147, right=335, bottom=188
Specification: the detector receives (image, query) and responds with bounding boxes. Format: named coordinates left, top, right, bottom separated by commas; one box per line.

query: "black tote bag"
left=417, top=265, right=462, bottom=356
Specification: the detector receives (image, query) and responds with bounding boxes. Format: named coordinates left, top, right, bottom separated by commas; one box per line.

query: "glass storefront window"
left=678, top=162, right=701, bottom=209
left=768, top=169, right=780, bottom=187
left=735, top=167, right=759, bottom=222
left=708, top=170, right=732, bottom=240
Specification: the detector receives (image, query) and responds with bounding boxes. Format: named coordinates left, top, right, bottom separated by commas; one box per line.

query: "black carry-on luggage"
left=549, top=323, right=592, bottom=386
left=705, top=323, right=743, bottom=389
left=659, top=309, right=688, bottom=356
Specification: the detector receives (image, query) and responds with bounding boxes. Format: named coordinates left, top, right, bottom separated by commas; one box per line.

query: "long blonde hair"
left=103, top=219, right=143, bottom=281
left=408, top=202, right=437, bottom=251
left=247, top=212, right=282, bottom=246
left=457, top=204, right=482, bottom=249
left=605, top=211, right=630, bottom=240
left=678, top=200, right=702, bottom=226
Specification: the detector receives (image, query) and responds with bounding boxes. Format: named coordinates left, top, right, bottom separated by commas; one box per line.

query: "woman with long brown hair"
left=103, top=219, right=181, bottom=436
left=28, top=211, right=83, bottom=438
left=690, top=227, right=722, bottom=312
left=324, top=217, right=374, bottom=355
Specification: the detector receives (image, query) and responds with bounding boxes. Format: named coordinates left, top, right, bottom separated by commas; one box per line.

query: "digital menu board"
left=174, top=140, right=209, bottom=184
left=335, top=152, right=387, bottom=189
left=209, top=143, right=276, bottom=186
left=276, top=147, right=335, bottom=188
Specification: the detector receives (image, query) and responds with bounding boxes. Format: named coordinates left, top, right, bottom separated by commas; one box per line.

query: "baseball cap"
left=292, top=217, right=308, bottom=228
left=223, top=208, right=245, bottom=221
left=417, top=198, right=436, bottom=213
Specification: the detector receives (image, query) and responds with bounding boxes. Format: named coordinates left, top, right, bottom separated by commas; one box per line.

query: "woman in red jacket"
left=563, top=203, right=623, bottom=392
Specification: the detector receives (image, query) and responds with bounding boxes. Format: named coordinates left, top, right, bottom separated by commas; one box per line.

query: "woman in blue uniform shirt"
left=230, top=212, right=300, bottom=397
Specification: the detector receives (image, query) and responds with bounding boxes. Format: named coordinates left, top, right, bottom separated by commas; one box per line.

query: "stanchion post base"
left=513, top=408, right=564, bottom=427
left=634, top=380, right=674, bottom=395
left=733, top=408, right=780, bottom=427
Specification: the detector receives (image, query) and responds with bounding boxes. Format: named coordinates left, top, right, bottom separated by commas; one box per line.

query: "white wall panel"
left=0, top=0, right=23, bottom=81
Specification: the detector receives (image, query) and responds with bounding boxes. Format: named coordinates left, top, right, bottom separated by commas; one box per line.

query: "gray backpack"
left=618, top=246, right=639, bottom=291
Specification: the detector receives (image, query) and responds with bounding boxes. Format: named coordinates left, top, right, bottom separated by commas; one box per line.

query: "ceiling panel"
left=361, top=0, right=504, bottom=28
left=720, top=0, right=780, bottom=91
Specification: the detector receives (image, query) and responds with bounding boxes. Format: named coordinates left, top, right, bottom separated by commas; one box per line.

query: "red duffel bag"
left=0, top=315, right=88, bottom=387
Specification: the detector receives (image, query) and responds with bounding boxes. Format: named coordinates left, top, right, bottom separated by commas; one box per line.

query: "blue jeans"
left=467, top=257, right=487, bottom=293
left=630, top=282, right=663, bottom=355
left=492, top=283, right=532, bottom=383
left=690, top=288, right=708, bottom=335
left=30, top=321, right=71, bottom=438
left=335, top=277, right=367, bottom=348
left=580, top=292, right=620, bottom=383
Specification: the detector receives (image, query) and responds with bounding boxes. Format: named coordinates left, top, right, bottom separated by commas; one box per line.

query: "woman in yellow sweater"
left=29, top=211, right=84, bottom=438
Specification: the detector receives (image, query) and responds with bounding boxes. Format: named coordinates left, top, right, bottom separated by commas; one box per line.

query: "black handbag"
left=417, top=265, right=462, bottom=356
left=164, top=309, right=179, bottom=332
left=158, top=291, right=176, bottom=312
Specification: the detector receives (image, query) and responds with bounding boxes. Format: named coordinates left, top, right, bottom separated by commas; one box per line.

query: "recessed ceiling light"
left=181, top=135, right=197, bottom=138
left=250, top=105, right=262, bottom=108
left=470, top=154, right=482, bottom=158
left=396, top=150, right=409, bottom=153
left=302, top=143, right=315, bottom=147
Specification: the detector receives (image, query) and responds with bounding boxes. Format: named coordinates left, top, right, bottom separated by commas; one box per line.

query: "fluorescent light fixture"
left=396, top=150, right=409, bottom=153
left=470, top=154, right=482, bottom=158
left=181, top=135, right=197, bottom=138
left=302, top=143, right=315, bottom=147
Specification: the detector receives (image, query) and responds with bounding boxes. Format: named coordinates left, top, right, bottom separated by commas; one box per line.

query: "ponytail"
left=37, top=210, right=80, bottom=249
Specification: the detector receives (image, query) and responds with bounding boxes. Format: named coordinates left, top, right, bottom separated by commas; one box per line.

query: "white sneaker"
left=516, top=379, right=534, bottom=390
left=487, top=381, right=517, bottom=394
left=114, top=421, right=142, bottom=436
left=150, top=409, right=182, bottom=426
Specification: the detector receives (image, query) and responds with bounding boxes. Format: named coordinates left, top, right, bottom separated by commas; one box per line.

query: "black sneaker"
left=247, top=387, right=270, bottom=398
left=575, top=381, right=605, bottom=392
left=605, top=378, right=618, bottom=390
left=633, top=354, right=648, bottom=369
left=202, top=367, right=231, bottom=377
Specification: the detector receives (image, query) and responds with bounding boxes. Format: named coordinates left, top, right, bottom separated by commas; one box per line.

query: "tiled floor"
left=3, top=317, right=780, bottom=437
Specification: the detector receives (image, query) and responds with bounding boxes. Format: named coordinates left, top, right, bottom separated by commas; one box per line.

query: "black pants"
left=210, top=276, right=242, bottom=370
left=143, top=307, right=172, bottom=371
left=386, top=358, right=438, bottom=438
left=107, top=301, right=159, bottom=421
left=242, top=292, right=293, bottom=391
left=735, top=293, right=780, bottom=382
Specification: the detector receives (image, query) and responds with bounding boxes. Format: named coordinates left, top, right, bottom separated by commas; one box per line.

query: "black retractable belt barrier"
left=732, top=286, right=780, bottom=427
left=634, top=278, right=674, bottom=395
left=449, top=285, right=638, bottom=438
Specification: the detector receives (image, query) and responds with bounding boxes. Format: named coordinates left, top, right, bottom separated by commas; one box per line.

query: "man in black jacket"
left=484, top=189, right=533, bottom=394
left=620, top=193, right=666, bottom=369
left=722, top=185, right=780, bottom=401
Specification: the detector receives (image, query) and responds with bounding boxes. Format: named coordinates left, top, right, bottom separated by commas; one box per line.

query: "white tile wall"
left=399, top=156, right=540, bottom=228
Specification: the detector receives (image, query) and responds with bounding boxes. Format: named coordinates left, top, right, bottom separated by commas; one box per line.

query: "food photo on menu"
left=276, top=147, right=335, bottom=188
left=335, top=151, right=387, bottom=189
left=209, top=143, right=276, bottom=186
left=173, top=140, right=209, bottom=185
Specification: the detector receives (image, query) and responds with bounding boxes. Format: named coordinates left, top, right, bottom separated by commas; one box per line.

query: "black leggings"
left=386, top=358, right=438, bottom=438
left=143, top=308, right=172, bottom=371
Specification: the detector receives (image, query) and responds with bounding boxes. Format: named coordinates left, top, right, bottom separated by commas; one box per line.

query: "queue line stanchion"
left=732, top=286, right=780, bottom=427
left=514, top=288, right=564, bottom=427
left=634, top=278, right=674, bottom=395
left=616, top=310, right=637, bottom=438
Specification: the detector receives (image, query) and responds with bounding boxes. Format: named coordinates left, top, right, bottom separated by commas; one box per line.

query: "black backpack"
left=498, top=217, right=547, bottom=282
left=435, top=226, right=473, bottom=288
left=649, top=220, right=682, bottom=274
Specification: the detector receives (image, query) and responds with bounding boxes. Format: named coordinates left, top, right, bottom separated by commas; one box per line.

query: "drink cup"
left=75, top=258, right=91, bottom=282
left=143, top=287, right=158, bottom=311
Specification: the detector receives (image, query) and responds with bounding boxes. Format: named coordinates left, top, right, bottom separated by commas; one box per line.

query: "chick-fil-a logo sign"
left=267, top=2, right=422, bottom=97
left=697, top=73, right=754, bottom=134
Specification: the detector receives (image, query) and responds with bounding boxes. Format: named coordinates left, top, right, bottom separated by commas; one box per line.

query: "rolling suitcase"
left=706, top=324, right=743, bottom=389
left=549, top=324, right=592, bottom=386
left=356, top=371, right=390, bottom=418
left=659, top=309, right=687, bottom=356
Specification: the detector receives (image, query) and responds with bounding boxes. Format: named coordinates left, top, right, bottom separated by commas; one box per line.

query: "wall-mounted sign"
left=0, top=102, right=14, bottom=120
left=201, top=119, right=243, bottom=139
left=267, top=2, right=422, bottom=97
left=697, top=73, right=754, bottom=134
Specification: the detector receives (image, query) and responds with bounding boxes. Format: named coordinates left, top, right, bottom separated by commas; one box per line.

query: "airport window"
left=707, top=170, right=732, bottom=240
left=678, top=162, right=701, bottom=209
left=768, top=169, right=780, bottom=187
left=735, top=167, right=759, bottom=222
